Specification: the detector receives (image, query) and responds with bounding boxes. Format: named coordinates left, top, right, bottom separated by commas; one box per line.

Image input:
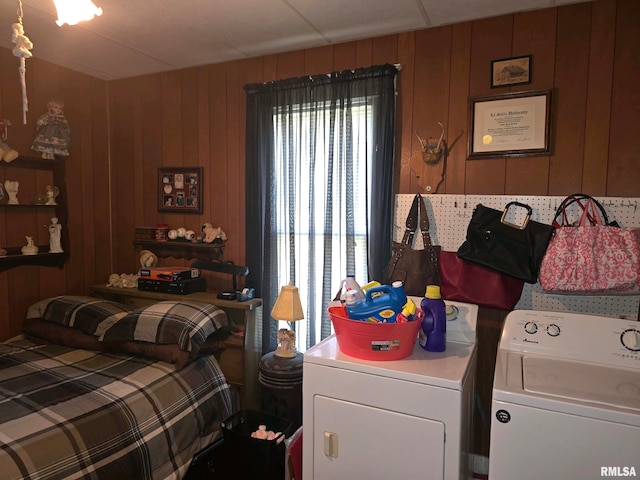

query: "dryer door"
left=313, top=395, right=445, bottom=479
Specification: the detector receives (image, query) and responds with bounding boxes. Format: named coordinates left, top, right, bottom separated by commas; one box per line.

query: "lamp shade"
left=271, top=283, right=304, bottom=322
left=54, top=0, right=103, bottom=26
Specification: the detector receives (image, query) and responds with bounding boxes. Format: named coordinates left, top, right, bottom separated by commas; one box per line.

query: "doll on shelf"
left=31, top=99, right=70, bottom=159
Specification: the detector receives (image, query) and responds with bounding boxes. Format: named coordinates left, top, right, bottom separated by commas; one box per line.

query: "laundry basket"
left=328, top=305, right=420, bottom=361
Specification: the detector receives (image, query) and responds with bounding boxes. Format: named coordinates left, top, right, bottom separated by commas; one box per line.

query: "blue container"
left=418, top=285, right=446, bottom=352
left=345, top=281, right=407, bottom=323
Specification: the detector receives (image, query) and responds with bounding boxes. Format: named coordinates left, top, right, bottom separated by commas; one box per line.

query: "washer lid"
left=523, top=356, right=640, bottom=411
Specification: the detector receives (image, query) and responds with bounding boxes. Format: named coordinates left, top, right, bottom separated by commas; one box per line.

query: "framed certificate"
left=468, top=89, right=552, bottom=159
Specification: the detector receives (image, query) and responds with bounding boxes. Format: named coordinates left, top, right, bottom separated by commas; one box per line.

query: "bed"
left=0, top=296, right=235, bottom=480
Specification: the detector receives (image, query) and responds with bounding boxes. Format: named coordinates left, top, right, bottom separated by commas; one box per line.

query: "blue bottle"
left=345, top=281, right=407, bottom=323
left=418, top=285, right=446, bottom=352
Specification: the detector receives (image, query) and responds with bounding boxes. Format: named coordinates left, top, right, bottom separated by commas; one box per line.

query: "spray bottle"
left=338, top=274, right=365, bottom=302
left=418, top=285, right=446, bottom=352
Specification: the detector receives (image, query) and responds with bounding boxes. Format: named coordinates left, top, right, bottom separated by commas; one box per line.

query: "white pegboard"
left=394, top=194, right=640, bottom=319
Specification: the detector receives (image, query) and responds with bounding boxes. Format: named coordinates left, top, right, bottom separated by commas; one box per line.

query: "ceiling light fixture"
left=53, top=0, right=103, bottom=26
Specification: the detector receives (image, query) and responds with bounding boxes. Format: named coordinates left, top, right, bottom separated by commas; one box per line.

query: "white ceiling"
left=0, top=0, right=590, bottom=81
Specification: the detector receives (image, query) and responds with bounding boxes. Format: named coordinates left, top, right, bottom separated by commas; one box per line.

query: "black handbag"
left=457, top=201, right=554, bottom=284
left=383, top=194, right=440, bottom=296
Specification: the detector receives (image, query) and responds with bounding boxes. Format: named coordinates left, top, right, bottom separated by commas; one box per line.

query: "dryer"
left=489, top=310, right=640, bottom=480
left=303, top=299, right=478, bottom=480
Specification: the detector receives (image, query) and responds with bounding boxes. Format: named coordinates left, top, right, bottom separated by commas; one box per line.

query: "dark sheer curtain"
left=245, top=64, right=397, bottom=354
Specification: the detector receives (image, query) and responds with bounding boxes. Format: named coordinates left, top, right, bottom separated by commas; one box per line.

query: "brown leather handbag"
left=383, top=194, right=440, bottom=296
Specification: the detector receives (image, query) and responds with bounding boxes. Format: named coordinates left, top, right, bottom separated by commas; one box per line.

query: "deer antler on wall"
left=415, top=122, right=447, bottom=165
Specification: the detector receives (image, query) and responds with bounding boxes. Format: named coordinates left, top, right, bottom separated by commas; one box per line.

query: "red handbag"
left=439, top=251, right=524, bottom=310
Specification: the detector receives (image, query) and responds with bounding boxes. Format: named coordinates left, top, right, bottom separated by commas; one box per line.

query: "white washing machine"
left=303, top=299, right=478, bottom=480
left=489, top=310, right=640, bottom=480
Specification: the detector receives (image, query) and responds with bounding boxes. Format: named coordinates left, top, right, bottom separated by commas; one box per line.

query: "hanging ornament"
left=11, top=0, right=33, bottom=124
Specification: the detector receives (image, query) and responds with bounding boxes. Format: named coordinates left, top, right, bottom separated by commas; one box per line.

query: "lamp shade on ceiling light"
left=271, top=283, right=304, bottom=322
left=54, top=0, right=103, bottom=26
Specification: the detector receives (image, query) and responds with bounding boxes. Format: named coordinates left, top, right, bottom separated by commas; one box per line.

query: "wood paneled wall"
left=0, top=0, right=638, bottom=457
left=0, top=52, right=109, bottom=340
left=0, top=0, right=637, bottom=335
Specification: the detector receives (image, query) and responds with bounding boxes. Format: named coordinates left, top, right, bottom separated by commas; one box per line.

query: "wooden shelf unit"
left=133, top=239, right=225, bottom=261
left=0, top=156, right=69, bottom=272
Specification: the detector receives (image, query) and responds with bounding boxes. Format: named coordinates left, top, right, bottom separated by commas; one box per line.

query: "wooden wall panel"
left=505, top=8, right=557, bottom=195
left=465, top=15, right=513, bottom=194
left=410, top=26, right=452, bottom=194
left=583, top=0, right=615, bottom=196
left=397, top=31, right=416, bottom=194
left=608, top=0, right=640, bottom=196
left=549, top=3, right=592, bottom=194
left=0, top=0, right=638, bottom=460
left=0, top=2, right=637, bottom=315
left=0, top=54, right=109, bottom=338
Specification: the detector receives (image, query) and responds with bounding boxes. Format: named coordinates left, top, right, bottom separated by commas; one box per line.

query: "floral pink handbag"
left=539, top=194, right=640, bottom=295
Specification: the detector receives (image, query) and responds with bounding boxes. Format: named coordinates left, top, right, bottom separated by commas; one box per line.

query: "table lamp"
left=271, top=283, right=304, bottom=358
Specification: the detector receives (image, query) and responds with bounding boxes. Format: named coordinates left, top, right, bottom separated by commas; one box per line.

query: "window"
left=272, top=100, right=372, bottom=351
left=245, top=64, right=397, bottom=354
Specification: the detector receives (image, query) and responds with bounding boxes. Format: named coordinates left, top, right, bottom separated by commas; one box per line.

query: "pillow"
left=26, top=296, right=133, bottom=337
left=100, top=300, right=228, bottom=356
left=103, top=341, right=190, bottom=369
left=23, top=317, right=104, bottom=351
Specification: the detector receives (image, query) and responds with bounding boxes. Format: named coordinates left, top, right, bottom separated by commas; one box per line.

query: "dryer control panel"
left=500, top=310, right=640, bottom=368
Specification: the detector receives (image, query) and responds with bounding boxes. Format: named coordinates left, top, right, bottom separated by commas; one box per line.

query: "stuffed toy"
left=0, top=119, right=18, bottom=163
left=201, top=223, right=228, bottom=243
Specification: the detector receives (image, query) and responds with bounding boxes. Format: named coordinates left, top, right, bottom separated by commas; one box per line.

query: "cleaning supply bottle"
left=346, top=281, right=406, bottom=323
left=338, top=274, right=365, bottom=302
left=418, top=285, right=446, bottom=352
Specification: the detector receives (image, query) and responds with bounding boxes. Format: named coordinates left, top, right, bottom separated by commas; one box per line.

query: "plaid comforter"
left=0, top=337, right=233, bottom=480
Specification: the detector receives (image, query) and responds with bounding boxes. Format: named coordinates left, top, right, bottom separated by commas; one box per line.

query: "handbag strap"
left=553, top=194, right=617, bottom=228
left=579, top=199, right=605, bottom=226
left=418, top=194, right=434, bottom=247
left=398, top=194, right=434, bottom=248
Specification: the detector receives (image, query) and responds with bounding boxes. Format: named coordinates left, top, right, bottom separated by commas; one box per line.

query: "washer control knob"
left=621, top=329, right=640, bottom=352
left=524, top=321, right=538, bottom=334
left=546, top=324, right=561, bottom=337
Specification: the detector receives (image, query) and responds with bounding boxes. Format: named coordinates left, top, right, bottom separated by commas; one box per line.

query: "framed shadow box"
left=158, top=167, right=203, bottom=213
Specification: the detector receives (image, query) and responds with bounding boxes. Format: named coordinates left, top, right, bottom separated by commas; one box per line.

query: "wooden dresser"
left=90, top=284, right=262, bottom=410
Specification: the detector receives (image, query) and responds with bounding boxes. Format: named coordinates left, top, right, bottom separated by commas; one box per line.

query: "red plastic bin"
left=328, top=305, right=421, bottom=361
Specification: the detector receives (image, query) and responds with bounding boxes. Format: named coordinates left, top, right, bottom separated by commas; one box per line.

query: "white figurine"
left=21, top=236, right=38, bottom=255
left=48, top=217, right=63, bottom=253
left=4, top=180, right=19, bottom=204
left=45, top=185, right=59, bottom=205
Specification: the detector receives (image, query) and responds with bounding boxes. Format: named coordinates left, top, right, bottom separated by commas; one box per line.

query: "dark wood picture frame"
left=468, top=89, right=553, bottom=160
left=158, top=167, right=203, bottom=213
left=491, top=55, right=532, bottom=88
